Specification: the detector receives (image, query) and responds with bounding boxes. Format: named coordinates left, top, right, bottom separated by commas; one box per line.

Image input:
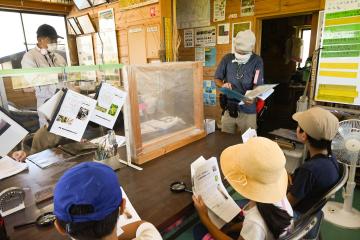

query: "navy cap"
left=37, top=24, right=64, bottom=40
left=54, top=162, right=122, bottom=223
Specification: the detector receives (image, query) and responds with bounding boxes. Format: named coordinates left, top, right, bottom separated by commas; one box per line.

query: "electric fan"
left=324, top=119, right=360, bottom=229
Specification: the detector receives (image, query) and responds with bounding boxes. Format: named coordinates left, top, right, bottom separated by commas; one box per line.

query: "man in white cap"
left=215, top=29, right=264, bottom=134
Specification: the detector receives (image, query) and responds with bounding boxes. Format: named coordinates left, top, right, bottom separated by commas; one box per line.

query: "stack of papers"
left=0, top=156, right=28, bottom=180
left=191, top=156, right=240, bottom=228
left=117, top=187, right=141, bottom=236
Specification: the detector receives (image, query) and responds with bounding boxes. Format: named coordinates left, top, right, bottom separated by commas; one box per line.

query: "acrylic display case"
left=124, top=62, right=205, bottom=164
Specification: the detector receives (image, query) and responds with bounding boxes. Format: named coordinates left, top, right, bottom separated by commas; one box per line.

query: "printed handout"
left=49, top=90, right=96, bottom=142
left=0, top=108, right=29, bottom=156
left=90, top=83, right=127, bottom=129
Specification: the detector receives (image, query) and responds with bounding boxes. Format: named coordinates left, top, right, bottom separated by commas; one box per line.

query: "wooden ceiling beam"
left=0, top=0, right=73, bottom=15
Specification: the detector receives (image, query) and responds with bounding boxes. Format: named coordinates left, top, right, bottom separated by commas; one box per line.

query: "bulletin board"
left=314, top=0, right=360, bottom=106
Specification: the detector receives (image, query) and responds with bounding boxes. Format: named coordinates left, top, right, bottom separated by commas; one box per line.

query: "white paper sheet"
left=184, top=29, right=194, bottom=48
left=49, top=90, right=97, bottom=142
left=195, top=26, right=216, bottom=47
left=245, top=84, right=278, bottom=99
left=214, top=0, right=226, bottom=22
left=90, top=83, right=126, bottom=129
left=217, top=23, right=230, bottom=44
left=117, top=187, right=141, bottom=236
left=192, top=157, right=240, bottom=224
left=0, top=156, right=28, bottom=180
left=38, top=90, right=64, bottom=121
left=0, top=109, right=29, bottom=156
left=241, top=128, right=257, bottom=143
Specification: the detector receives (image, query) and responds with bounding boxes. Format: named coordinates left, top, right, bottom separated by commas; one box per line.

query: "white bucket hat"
left=234, top=30, right=256, bottom=53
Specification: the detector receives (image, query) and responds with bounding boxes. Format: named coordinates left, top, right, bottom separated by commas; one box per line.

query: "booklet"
left=191, top=156, right=240, bottom=228
left=48, top=90, right=97, bottom=142
left=0, top=107, right=29, bottom=156
left=90, top=83, right=127, bottom=129
left=117, top=187, right=141, bottom=236
left=245, top=84, right=278, bottom=100
left=27, top=148, right=72, bottom=169
left=0, top=156, right=28, bottom=180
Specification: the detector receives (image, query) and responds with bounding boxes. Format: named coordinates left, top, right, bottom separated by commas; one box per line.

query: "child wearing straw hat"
left=193, top=137, right=293, bottom=240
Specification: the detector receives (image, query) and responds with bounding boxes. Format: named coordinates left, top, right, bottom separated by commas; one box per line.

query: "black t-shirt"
left=289, top=154, right=340, bottom=214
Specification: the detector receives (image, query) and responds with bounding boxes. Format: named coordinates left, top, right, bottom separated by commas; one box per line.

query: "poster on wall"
left=232, top=22, right=251, bottom=53
left=95, top=31, right=119, bottom=64
left=76, top=35, right=96, bottom=81
left=217, top=23, right=230, bottom=44
left=98, top=8, right=116, bottom=32
left=314, top=0, right=360, bottom=105
left=177, top=0, right=210, bottom=29
left=195, top=47, right=205, bottom=65
left=195, top=26, right=216, bottom=47
left=214, top=0, right=226, bottom=22
left=184, top=29, right=194, bottom=48
left=205, top=47, right=216, bottom=67
left=241, top=0, right=255, bottom=16
left=203, top=80, right=217, bottom=106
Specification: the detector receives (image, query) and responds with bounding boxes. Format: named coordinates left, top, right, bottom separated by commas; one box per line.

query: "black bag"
left=220, top=94, right=239, bottom=118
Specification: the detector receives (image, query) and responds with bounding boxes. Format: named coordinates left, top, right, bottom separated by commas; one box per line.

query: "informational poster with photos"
left=217, top=23, right=230, bottom=44
left=90, top=83, right=127, bottom=129
left=195, top=26, right=216, bottom=47
left=214, top=0, right=226, bottom=22
left=0, top=107, right=28, bottom=156
left=232, top=22, right=251, bottom=53
left=195, top=47, right=205, bottom=65
left=98, top=8, right=116, bottom=32
left=241, top=0, right=255, bottom=16
left=184, top=29, right=194, bottom=48
left=48, top=90, right=96, bottom=142
left=205, top=47, right=216, bottom=67
left=203, top=80, right=217, bottom=106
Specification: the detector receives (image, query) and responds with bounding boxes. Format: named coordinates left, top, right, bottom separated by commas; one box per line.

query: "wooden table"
left=1, top=131, right=241, bottom=239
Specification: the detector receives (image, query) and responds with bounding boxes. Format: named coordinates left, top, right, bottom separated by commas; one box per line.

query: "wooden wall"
left=67, top=1, right=162, bottom=66
left=178, top=0, right=324, bottom=123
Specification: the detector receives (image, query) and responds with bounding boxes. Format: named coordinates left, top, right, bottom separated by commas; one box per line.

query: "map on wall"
left=177, top=0, right=210, bottom=29
left=315, top=0, right=360, bottom=106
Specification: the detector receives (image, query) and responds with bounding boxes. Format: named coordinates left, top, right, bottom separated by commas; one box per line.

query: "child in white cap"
left=193, top=137, right=293, bottom=240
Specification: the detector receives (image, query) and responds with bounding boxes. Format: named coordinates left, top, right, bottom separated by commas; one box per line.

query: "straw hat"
left=220, top=137, right=288, bottom=203
left=292, top=107, right=339, bottom=141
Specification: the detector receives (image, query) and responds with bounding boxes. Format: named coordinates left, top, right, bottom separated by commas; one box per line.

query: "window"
left=0, top=10, right=69, bottom=67
left=299, top=28, right=311, bottom=68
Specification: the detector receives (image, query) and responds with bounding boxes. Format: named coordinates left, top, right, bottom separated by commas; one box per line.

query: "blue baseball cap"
left=54, top=162, right=122, bottom=223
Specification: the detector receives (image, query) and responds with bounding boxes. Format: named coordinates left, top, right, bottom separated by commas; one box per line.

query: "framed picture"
left=98, top=8, right=115, bottom=32
left=73, top=0, right=91, bottom=10
left=68, top=18, right=82, bottom=35
left=76, top=14, right=96, bottom=34
left=91, top=0, right=108, bottom=6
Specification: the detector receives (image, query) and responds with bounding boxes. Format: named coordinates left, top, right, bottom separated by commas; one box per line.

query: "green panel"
left=323, top=37, right=360, bottom=45
left=325, top=9, right=360, bottom=19
left=325, top=24, right=360, bottom=32
left=323, top=44, right=360, bottom=51
left=321, top=51, right=360, bottom=58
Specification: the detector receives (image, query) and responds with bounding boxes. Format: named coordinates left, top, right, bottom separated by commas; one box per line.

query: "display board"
left=315, top=0, right=360, bottom=106
left=176, top=0, right=210, bottom=29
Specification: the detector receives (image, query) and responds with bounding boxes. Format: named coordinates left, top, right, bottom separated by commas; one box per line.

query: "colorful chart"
left=315, top=0, right=360, bottom=105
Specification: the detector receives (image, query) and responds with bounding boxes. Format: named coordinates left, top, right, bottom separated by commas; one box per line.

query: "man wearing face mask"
left=215, top=30, right=264, bottom=134
left=21, top=24, right=67, bottom=127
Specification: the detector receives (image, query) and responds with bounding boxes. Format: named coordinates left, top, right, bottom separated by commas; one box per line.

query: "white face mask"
left=233, top=52, right=252, bottom=64
left=47, top=43, right=58, bottom=52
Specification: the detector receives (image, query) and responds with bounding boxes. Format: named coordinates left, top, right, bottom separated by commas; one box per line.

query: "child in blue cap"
left=53, top=162, right=162, bottom=240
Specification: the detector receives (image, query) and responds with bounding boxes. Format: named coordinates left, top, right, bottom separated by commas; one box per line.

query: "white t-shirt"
left=133, top=222, right=163, bottom=240
left=240, top=198, right=293, bottom=240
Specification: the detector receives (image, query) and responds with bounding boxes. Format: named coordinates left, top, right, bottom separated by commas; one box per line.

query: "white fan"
left=324, top=119, right=360, bottom=229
